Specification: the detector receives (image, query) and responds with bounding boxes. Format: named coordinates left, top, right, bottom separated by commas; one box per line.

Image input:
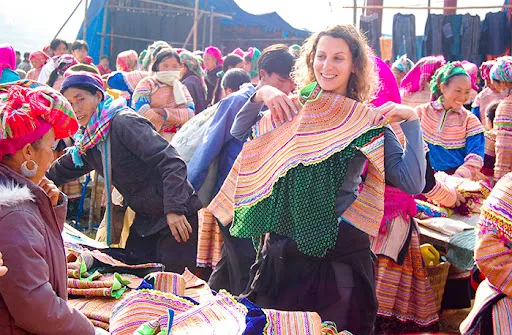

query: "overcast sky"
left=0, top=0, right=506, bottom=52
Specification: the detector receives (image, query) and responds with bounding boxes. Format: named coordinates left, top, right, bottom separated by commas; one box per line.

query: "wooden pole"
left=53, top=0, right=83, bottom=40
left=193, top=0, right=199, bottom=51
left=84, top=0, right=88, bottom=40
left=209, top=6, right=214, bottom=46
left=183, top=12, right=204, bottom=49
left=135, top=0, right=232, bottom=19
left=428, top=0, right=431, bottom=15
left=444, top=0, right=457, bottom=15
left=100, top=0, right=109, bottom=58
left=353, top=0, right=357, bottom=26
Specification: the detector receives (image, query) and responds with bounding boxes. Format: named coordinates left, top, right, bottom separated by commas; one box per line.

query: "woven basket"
left=426, top=261, right=451, bottom=312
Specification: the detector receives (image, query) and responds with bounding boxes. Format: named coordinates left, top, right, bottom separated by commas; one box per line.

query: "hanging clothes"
left=393, top=14, right=417, bottom=62
left=360, top=14, right=381, bottom=57
left=480, top=11, right=511, bottom=57
left=461, top=14, right=482, bottom=64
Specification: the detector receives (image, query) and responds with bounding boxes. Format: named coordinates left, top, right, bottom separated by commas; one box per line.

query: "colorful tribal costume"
left=209, top=81, right=426, bottom=334
left=132, top=76, right=194, bottom=141
left=461, top=172, right=512, bottom=335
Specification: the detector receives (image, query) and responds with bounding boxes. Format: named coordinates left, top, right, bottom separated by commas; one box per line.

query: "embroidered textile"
left=216, top=83, right=384, bottom=257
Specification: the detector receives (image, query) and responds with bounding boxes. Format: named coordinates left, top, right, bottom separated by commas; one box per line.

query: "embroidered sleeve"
left=131, top=77, right=153, bottom=112
left=453, top=115, right=485, bottom=179
left=249, top=111, right=278, bottom=140
left=162, top=83, right=195, bottom=126
left=494, top=99, right=512, bottom=180
left=475, top=230, right=512, bottom=296
left=424, top=173, right=458, bottom=207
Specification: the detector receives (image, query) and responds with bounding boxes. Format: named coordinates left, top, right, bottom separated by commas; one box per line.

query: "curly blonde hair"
left=294, top=24, right=379, bottom=102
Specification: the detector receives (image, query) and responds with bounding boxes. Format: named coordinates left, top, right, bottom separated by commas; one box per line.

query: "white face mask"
left=155, top=70, right=181, bottom=86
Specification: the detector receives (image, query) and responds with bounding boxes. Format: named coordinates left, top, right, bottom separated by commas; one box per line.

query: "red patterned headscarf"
left=0, top=80, right=78, bottom=160
left=29, top=51, right=50, bottom=69
left=480, top=60, right=496, bottom=82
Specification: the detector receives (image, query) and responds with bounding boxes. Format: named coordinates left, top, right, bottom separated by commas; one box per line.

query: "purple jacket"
left=0, top=165, right=94, bottom=335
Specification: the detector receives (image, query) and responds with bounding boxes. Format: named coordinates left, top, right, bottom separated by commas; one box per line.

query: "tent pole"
left=84, top=0, right=88, bottom=40
left=53, top=0, right=83, bottom=40
left=428, top=0, right=431, bottom=15
left=193, top=0, right=199, bottom=51
left=353, top=0, right=357, bottom=25
left=100, top=0, right=109, bottom=59
left=209, top=6, right=214, bottom=46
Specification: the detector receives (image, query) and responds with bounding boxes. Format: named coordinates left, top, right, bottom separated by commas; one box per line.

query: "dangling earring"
left=21, top=160, right=38, bottom=178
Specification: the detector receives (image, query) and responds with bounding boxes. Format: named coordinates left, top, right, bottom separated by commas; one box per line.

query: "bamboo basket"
left=426, top=261, right=451, bottom=313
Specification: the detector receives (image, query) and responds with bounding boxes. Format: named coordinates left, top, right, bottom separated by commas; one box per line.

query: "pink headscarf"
left=462, top=60, right=479, bottom=91
left=0, top=44, right=16, bottom=71
left=371, top=56, right=401, bottom=107
left=400, top=55, right=446, bottom=95
left=29, top=51, right=50, bottom=67
left=480, top=60, right=496, bottom=82
left=204, top=46, right=223, bottom=65
left=232, top=48, right=245, bottom=58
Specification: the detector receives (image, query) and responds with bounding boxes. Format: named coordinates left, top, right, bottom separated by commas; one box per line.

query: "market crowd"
left=0, top=23, right=512, bottom=335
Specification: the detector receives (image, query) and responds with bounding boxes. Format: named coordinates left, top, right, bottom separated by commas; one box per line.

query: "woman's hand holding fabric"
left=166, top=212, right=192, bottom=243
left=0, top=252, right=7, bottom=277
left=38, top=177, right=61, bottom=207
left=372, top=102, right=419, bottom=125
left=254, top=85, right=298, bottom=125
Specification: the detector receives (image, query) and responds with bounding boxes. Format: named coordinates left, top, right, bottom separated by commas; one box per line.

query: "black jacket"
left=47, top=109, right=202, bottom=237
left=181, top=72, right=207, bottom=114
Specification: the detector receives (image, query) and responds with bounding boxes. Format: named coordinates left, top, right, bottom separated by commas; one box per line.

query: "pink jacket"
left=0, top=164, right=94, bottom=335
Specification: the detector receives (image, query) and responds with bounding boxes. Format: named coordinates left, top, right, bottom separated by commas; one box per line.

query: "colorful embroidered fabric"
left=208, top=90, right=386, bottom=247
left=109, top=289, right=196, bottom=335
left=221, top=82, right=384, bottom=257
left=478, top=172, right=512, bottom=247
left=196, top=208, right=223, bottom=268
left=69, top=295, right=126, bottom=330
left=182, top=268, right=215, bottom=304
left=145, top=272, right=186, bottom=296
left=493, top=95, right=512, bottom=179
left=68, top=273, right=130, bottom=299
left=416, top=100, right=484, bottom=175
left=374, top=229, right=439, bottom=326
left=262, top=309, right=322, bottom=335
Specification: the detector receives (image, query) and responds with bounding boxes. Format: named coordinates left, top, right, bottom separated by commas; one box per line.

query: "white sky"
left=0, top=0, right=506, bottom=52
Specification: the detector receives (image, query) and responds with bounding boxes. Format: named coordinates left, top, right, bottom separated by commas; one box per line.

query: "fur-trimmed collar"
left=0, top=182, right=35, bottom=207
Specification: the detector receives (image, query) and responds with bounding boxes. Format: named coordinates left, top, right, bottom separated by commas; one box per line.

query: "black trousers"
left=125, top=211, right=199, bottom=274
left=208, top=220, right=257, bottom=295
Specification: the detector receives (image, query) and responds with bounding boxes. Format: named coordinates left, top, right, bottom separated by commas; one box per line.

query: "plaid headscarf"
left=232, top=48, right=245, bottom=58
left=0, top=80, right=78, bottom=159
left=140, top=41, right=171, bottom=71
left=400, top=55, right=446, bottom=95
left=491, top=56, right=512, bottom=82
left=179, top=50, right=205, bottom=78
left=462, top=60, right=479, bottom=91
left=29, top=51, right=50, bottom=68
left=54, top=54, right=78, bottom=76
left=480, top=60, right=496, bottom=82
left=430, top=62, right=470, bottom=101
left=392, top=54, right=414, bottom=73
left=116, top=50, right=138, bottom=72
left=62, top=72, right=128, bottom=167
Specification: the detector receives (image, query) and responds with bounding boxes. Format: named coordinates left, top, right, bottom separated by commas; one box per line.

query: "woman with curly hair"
left=208, top=24, right=427, bottom=334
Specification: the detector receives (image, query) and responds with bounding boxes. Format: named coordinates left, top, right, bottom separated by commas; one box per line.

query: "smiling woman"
left=47, top=70, right=202, bottom=274
left=214, top=24, right=427, bottom=335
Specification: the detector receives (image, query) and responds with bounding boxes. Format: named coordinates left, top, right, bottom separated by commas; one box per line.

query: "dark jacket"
left=181, top=71, right=207, bottom=114
left=47, top=109, right=202, bottom=237
left=0, top=165, right=94, bottom=335
left=205, top=66, right=223, bottom=106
